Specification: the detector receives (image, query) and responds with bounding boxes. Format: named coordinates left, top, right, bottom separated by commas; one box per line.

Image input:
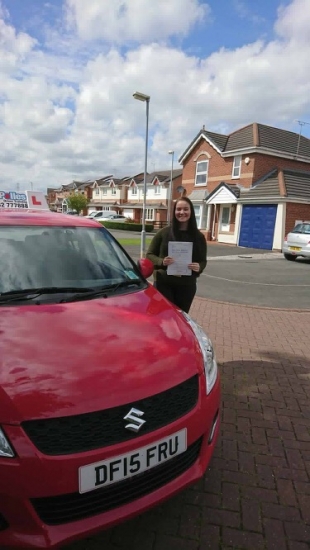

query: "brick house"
left=89, top=176, right=130, bottom=214
left=47, top=180, right=93, bottom=214
left=120, top=169, right=183, bottom=227
left=179, top=123, right=310, bottom=249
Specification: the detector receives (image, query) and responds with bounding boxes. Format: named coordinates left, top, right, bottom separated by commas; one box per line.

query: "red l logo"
left=31, top=195, right=42, bottom=206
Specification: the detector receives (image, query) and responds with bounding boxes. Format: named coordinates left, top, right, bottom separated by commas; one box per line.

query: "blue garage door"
left=239, top=205, right=277, bottom=250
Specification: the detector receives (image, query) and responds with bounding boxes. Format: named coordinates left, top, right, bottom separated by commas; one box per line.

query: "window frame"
left=232, top=155, right=242, bottom=179
left=195, top=160, right=209, bottom=186
left=146, top=208, right=154, bottom=221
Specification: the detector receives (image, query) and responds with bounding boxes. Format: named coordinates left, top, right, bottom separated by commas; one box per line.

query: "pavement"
left=65, top=231, right=310, bottom=550
left=66, top=297, right=310, bottom=550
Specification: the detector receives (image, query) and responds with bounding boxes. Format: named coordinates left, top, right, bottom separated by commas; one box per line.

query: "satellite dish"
left=177, top=186, right=185, bottom=193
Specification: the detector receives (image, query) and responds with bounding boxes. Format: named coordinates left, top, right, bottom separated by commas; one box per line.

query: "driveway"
left=65, top=298, right=310, bottom=550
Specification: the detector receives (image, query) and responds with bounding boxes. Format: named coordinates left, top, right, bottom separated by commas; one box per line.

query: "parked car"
left=85, top=211, right=99, bottom=218
left=0, top=207, right=220, bottom=549
left=99, top=214, right=127, bottom=223
left=282, top=222, right=310, bottom=260
left=85, top=211, right=117, bottom=219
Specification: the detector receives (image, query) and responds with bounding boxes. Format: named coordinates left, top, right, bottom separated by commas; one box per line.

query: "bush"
left=99, top=221, right=154, bottom=232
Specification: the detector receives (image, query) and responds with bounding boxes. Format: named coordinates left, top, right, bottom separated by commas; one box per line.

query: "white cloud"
left=0, top=16, right=37, bottom=73
left=275, top=0, right=310, bottom=43
left=65, top=0, right=210, bottom=43
left=0, top=0, right=310, bottom=192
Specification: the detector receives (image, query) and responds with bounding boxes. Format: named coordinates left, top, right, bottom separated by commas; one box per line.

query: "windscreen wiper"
left=62, top=280, right=143, bottom=303
left=0, top=287, right=94, bottom=304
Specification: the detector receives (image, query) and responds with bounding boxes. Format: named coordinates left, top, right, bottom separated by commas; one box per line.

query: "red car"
left=0, top=208, right=220, bottom=549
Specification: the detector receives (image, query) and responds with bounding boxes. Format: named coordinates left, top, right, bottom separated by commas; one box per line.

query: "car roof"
left=0, top=209, right=102, bottom=227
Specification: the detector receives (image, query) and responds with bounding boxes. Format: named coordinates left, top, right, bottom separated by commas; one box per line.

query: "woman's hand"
left=162, top=256, right=174, bottom=266
left=188, top=262, right=200, bottom=273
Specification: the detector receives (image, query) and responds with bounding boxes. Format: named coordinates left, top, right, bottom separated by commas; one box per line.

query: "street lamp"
left=133, top=91, right=150, bottom=258
left=167, top=150, right=174, bottom=225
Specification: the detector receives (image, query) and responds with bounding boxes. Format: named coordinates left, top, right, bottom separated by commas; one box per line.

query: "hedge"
left=99, top=221, right=154, bottom=232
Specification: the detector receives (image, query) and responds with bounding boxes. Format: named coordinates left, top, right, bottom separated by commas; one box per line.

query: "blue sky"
left=0, top=0, right=309, bottom=191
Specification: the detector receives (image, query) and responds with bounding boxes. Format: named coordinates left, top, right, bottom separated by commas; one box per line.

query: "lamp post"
left=133, top=91, right=150, bottom=258
left=167, top=150, right=174, bottom=225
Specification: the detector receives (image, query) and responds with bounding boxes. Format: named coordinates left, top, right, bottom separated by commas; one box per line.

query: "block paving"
left=66, top=298, right=310, bottom=550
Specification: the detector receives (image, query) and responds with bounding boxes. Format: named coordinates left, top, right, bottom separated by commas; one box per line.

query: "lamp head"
left=133, top=92, right=150, bottom=102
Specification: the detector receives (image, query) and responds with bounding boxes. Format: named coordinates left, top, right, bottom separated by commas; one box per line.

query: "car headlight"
left=182, top=312, right=218, bottom=394
left=0, top=428, right=15, bottom=458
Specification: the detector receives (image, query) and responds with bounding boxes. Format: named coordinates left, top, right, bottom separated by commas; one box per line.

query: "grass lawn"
left=118, top=238, right=152, bottom=246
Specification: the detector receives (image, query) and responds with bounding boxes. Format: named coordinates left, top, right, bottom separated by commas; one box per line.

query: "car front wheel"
left=284, top=253, right=297, bottom=261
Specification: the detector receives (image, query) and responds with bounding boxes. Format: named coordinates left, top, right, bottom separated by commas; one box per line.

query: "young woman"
left=146, top=197, right=207, bottom=313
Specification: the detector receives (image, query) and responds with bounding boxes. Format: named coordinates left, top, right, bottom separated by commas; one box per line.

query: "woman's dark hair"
left=171, top=196, right=199, bottom=240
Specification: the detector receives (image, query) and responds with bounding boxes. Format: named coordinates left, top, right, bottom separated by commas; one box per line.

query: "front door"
left=220, top=206, right=230, bottom=232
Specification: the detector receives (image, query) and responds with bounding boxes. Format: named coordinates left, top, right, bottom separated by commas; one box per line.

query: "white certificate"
left=167, top=241, right=193, bottom=276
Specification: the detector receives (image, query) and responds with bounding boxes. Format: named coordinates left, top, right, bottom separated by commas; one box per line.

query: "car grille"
left=22, top=375, right=199, bottom=455
left=31, top=437, right=202, bottom=525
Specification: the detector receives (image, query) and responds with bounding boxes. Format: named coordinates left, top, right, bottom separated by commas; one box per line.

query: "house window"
left=146, top=208, right=154, bottom=220
left=132, top=185, right=137, bottom=195
left=154, top=185, right=161, bottom=194
left=195, top=160, right=209, bottom=186
left=232, top=155, right=242, bottom=179
left=102, top=188, right=107, bottom=195
left=111, top=187, right=116, bottom=195
left=95, top=188, right=99, bottom=195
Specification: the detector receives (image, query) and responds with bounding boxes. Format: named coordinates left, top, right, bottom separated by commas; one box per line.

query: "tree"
left=66, top=193, right=88, bottom=214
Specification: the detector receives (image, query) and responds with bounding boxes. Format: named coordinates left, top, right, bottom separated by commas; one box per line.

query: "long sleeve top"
left=146, top=226, right=207, bottom=286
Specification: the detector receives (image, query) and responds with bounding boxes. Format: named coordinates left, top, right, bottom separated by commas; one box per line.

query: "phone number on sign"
left=0, top=202, right=28, bottom=208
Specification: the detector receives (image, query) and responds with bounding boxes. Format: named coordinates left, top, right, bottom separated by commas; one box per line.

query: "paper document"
left=167, top=241, right=193, bottom=276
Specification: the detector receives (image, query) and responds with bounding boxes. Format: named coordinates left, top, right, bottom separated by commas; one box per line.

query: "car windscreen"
left=0, top=225, right=142, bottom=294
left=291, top=223, right=310, bottom=234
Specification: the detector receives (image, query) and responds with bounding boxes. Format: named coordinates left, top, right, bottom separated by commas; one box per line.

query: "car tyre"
left=284, top=253, right=297, bottom=261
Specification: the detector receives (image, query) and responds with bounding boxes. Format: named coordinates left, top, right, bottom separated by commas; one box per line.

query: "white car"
left=282, top=222, right=310, bottom=261
left=96, top=214, right=126, bottom=223
left=85, top=211, right=117, bottom=219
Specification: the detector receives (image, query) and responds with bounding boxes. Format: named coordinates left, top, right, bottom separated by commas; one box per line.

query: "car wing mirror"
left=137, top=258, right=154, bottom=279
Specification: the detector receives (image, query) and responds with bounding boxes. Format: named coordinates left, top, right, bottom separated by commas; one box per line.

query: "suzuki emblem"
left=123, top=408, right=146, bottom=433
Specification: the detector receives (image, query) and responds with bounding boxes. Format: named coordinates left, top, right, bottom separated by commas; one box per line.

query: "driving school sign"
left=0, top=190, right=49, bottom=210
left=0, top=191, right=28, bottom=209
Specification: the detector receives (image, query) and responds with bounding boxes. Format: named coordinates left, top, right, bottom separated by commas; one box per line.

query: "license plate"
left=289, top=246, right=302, bottom=251
left=79, top=429, right=187, bottom=494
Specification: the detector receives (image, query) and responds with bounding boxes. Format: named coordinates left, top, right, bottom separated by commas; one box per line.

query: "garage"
left=239, top=204, right=277, bottom=250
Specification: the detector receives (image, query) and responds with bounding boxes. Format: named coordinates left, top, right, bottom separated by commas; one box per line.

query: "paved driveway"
left=65, top=299, right=310, bottom=550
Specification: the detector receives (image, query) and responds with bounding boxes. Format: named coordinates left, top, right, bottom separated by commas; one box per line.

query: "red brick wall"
left=171, top=175, right=183, bottom=201
left=285, top=203, right=310, bottom=234
left=252, top=154, right=310, bottom=182
left=182, top=139, right=254, bottom=195
left=182, top=140, right=234, bottom=196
